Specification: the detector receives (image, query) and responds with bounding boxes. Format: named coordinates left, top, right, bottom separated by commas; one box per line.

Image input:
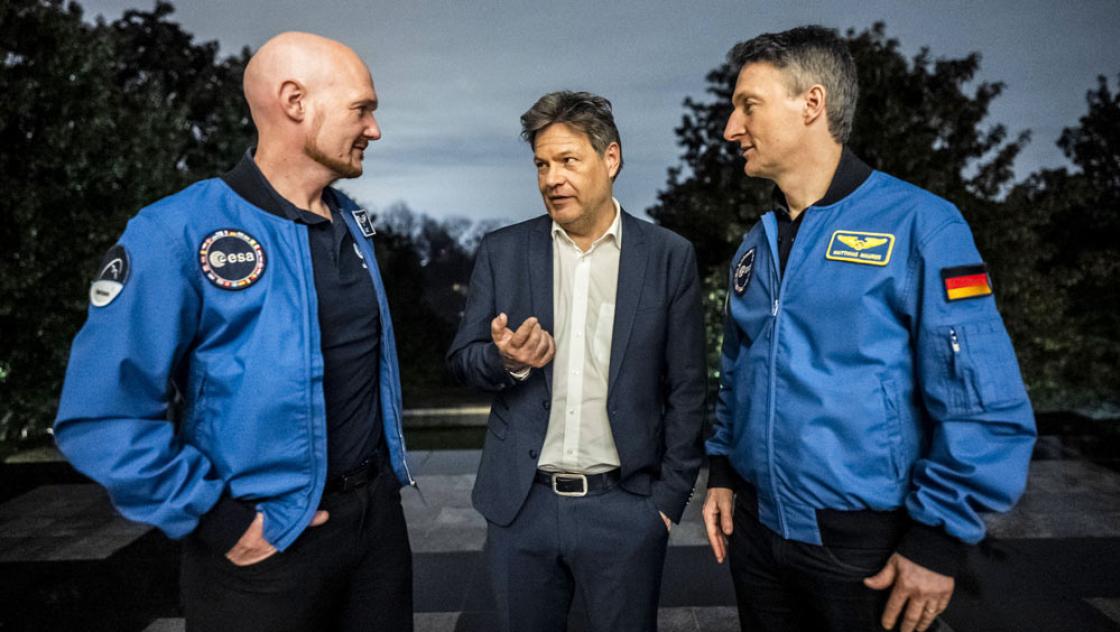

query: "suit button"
left=529, top=449, right=539, bottom=459
left=542, top=400, right=551, bottom=410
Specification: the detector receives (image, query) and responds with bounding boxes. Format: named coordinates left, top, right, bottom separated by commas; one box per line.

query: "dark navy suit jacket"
left=447, top=210, right=707, bottom=526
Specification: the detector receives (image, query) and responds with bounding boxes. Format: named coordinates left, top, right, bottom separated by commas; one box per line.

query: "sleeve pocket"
left=936, top=318, right=1028, bottom=415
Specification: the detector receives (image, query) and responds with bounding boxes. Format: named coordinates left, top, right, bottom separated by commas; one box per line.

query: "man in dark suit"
left=447, top=91, right=707, bottom=632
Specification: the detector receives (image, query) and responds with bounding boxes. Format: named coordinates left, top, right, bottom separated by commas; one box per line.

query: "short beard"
left=304, top=112, right=362, bottom=179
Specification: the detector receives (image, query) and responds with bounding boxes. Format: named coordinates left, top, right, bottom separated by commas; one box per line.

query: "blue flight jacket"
left=54, top=179, right=412, bottom=552
left=707, top=168, right=1036, bottom=552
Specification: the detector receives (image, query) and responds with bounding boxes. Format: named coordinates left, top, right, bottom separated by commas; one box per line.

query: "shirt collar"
left=771, top=146, right=872, bottom=216
left=551, top=198, right=623, bottom=251
left=221, top=148, right=336, bottom=225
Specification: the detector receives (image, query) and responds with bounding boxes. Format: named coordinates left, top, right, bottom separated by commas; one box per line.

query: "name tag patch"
left=825, top=230, right=895, bottom=266
left=89, top=244, right=130, bottom=307
left=199, top=229, right=266, bottom=290
left=942, top=264, right=992, bottom=301
left=352, top=209, right=376, bottom=238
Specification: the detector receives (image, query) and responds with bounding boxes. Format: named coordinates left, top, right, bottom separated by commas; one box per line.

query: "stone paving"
left=3, top=439, right=1120, bottom=631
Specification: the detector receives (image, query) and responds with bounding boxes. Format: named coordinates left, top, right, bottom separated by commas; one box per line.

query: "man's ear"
left=278, top=80, right=307, bottom=122
left=605, top=142, right=621, bottom=179
left=803, top=84, right=827, bottom=128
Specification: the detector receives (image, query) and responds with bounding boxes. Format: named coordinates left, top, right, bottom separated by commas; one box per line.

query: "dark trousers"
left=181, top=467, right=412, bottom=632
left=728, top=492, right=940, bottom=632
left=486, top=479, right=670, bottom=632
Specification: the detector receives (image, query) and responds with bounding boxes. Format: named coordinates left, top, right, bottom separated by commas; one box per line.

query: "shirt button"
left=529, top=449, right=539, bottom=459
left=542, top=400, right=551, bottom=410
left=567, top=449, right=575, bottom=455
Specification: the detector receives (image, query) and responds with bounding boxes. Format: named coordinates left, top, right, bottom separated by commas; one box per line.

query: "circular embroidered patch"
left=733, top=247, right=756, bottom=296
left=89, top=244, right=130, bottom=307
left=198, top=229, right=266, bottom=290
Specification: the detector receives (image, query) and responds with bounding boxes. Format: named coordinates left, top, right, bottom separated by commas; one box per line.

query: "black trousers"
left=486, top=480, right=671, bottom=632
left=181, top=468, right=412, bottom=632
left=729, top=491, right=940, bottom=632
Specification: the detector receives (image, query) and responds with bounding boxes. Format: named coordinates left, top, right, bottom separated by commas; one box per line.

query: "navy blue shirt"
left=222, top=151, right=382, bottom=478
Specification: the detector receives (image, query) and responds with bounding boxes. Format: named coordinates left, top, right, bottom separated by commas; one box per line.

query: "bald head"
left=244, top=32, right=370, bottom=128
left=245, top=32, right=380, bottom=183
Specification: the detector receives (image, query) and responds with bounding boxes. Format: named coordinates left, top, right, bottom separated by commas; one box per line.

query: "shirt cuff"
left=896, top=520, right=970, bottom=578
left=193, top=495, right=257, bottom=554
left=706, top=455, right=740, bottom=489
left=508, top=366, right=531, bottom=381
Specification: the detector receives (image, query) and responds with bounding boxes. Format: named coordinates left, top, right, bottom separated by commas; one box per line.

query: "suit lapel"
left=528, top=217, right=554, bottom=396
left=608, top=211, right=647, bottom=397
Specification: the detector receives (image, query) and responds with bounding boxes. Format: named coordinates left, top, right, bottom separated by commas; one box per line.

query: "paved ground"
left=2, top=417, right=1119, bottom=631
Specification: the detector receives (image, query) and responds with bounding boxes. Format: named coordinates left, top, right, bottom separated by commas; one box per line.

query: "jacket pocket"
left=180, top=363, right=209, bottom=444
left=941, top=318, right=1028, bottom=415
left=879, top=378, right=905, bottom=480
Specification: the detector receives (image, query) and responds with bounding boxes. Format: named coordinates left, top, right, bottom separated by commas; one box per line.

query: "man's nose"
left=364, top=113, right=382, bottom=141
left=723, top=111, right=742, bottom=142
left=542, top=165, right=564, bottom=188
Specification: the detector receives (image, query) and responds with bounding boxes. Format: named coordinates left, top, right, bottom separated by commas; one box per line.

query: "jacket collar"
left=222, top=148, right=339, bottom=224
left=771, top=146, right=872, bottom=213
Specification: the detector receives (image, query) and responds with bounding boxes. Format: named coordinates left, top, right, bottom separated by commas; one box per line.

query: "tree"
left=1002, top=75, right=1120, bottom=407
left=0, top=0, right=254, bottom=452
left=647, top=23, right=1050, bottom=402
left=372, top=204, right=500, bottom=401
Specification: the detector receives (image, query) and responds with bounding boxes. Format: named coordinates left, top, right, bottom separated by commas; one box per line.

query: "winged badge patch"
left=826, top=230, right=895, bottom=266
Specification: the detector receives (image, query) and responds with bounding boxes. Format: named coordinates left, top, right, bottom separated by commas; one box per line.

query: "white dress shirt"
left=537, top=200, right=622, bottom=474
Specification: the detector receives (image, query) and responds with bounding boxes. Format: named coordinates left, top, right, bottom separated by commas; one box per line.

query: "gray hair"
left=520, top=91, right=624, bottom=178
left=728, top=25, right=858, bottom=143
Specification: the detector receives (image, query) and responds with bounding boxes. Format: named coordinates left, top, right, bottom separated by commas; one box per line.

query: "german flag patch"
left=941, top=264, right=992, bottom=301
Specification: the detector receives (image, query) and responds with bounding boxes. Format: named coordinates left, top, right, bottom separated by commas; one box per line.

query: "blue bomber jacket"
left=706, top=152, right=1036, bottom=574
left=54, top=178, right=412, bottom=552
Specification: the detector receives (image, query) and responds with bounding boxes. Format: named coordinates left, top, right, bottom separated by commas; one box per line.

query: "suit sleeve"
left=898, top=217, right=1037, bottom=576
left=54, top=212, right=235, bottom=542
left=651, top=242, right=709, bottom=522
left=446, top=235, right=517, bottom=392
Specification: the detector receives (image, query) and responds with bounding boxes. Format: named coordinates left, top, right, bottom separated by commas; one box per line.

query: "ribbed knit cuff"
left=706, top=455, right=739, bottom=490
left=896, top=520, right=969, bottom=578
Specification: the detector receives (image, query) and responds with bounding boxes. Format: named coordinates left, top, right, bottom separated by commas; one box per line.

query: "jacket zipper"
left=949, top=328, right=962, bottom=377
left=764, top=216, right=787, bottom=537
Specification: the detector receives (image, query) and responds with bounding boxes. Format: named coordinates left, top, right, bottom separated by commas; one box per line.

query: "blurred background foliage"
left=1, top=3, right=1116, bottom=455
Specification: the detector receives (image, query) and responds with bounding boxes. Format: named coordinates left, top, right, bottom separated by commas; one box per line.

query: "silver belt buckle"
left=551, top=473, right=588, bottom=497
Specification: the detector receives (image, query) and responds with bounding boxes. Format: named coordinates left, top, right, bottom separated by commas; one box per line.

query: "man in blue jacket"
left=54, top=32, right=413, bottom=631
left=702, top=26, right=1036, bottom=632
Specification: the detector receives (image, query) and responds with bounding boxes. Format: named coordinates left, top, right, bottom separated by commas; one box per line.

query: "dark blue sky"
left=83, top=0, right=1120, bottom=224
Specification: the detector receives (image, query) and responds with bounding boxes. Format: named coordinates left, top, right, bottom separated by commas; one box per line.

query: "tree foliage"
left=371, top=204, right=498, bottom=399
left=1001, top=75, right=1120, bottom=406
left=648, top=23, right=1117, bottom=410
left=0, top=0, right=253, bottom=449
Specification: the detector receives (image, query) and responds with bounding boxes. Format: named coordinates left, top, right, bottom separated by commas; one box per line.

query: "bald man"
left=54, top=32, right=414, bottom=631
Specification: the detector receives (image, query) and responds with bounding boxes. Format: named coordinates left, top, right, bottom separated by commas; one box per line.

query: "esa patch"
left=352, top=209, right=376, bottom=238
left=825, top=230, right=895, bottom=266
left=733, top=247, right=756, bottom=296
left=942, top=264, right=992, bottom=301
left=198, top=229, right=266, bottom=290
left=89, top=244, right=130, bottom=307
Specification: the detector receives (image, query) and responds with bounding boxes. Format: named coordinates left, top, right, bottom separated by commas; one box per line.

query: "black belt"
left=324, top=451, right=388, bottom=495
left=534, top=469, right=620, bottom=497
